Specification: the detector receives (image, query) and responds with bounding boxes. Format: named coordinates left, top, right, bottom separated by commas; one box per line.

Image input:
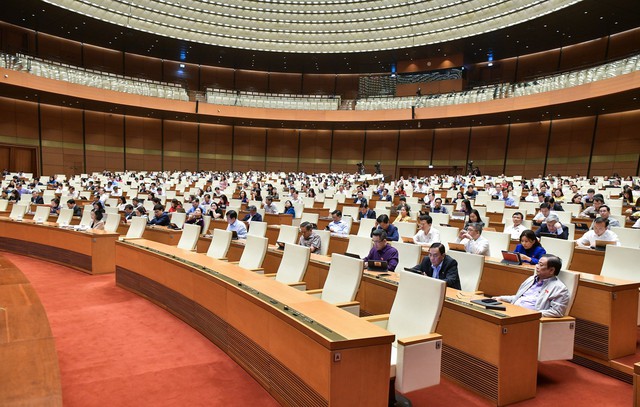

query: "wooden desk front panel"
left=569, top=248, right=605, bottom=275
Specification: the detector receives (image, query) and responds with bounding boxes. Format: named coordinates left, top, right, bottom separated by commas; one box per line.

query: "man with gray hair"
left=242, top=205, right=263, bottom=222
left=262, top=196, right=278, bottom=215
left=534, top=213, right=568, bottom=240
left=455, top=222, right=490, bottom=256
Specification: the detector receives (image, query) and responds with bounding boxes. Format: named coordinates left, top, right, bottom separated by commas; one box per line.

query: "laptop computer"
left=448, top=242, right=467, bottom=252
left=367, top=260, right=388, bottom=272
left=574, top=222, right=590, bottom=231
left=500, top=250, right=522, bottom=266
left=538, top=232, right=559, bottom=239
left=593, top=240, right=615, bottom=251
left=343, top=252, right=361, bottom=259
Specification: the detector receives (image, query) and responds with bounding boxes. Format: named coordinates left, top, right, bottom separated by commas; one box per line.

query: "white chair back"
left=105, top=206, right=119, bottom=215
left=9, top=203, right=28, bottom=220
left=171, top=212, right=187, bottom=228
left=248, top=220, right=268, bottom=237
left=206, top=229, right=233, bottom=259
left=104, top=213, right=121, bottom=233
left=79, top=210, right=93, bottom=227
left=346, top=235, right=372, bottom=258
left=276, top=225, right=299, bottom=245
left=395, top=222, right=417, bottom=239
left=323, top=198, right=338, bottom=212
left=482, top=230, right=510, bottom=258
left=429, top=213, right=450, bottom=227
left=33, top=206, right=50, bottom=223
left=300, top=212, right=319, bottom=225
left=550, top=211, right=572, bottom=225
left=202, top=215, right=212, bottom=235
left=238, top=235, right=268, bottom=269
left=600, top=246, right=640, bottom=281
left=486, top=200, right=506, bottom=214
left=357, top=218, right=377, bottom=237
left=610, top=227, right=640, bottom=248
left=292, top=202, right=304, bottom=219
left=390, top=241, right=421, bottom=272
left=125, top=217, right=147, bottom=239
left=0, top=199, right=8, bottom=211
left=438, top=226, right=460, bottom=250
left=540, top=237, right=575, bottom=270
left=342, top=206, right=359, bottom=219
left=320, top=254, right=363, bottom=304
left=56, top=208, right=74, bottom=225
left=275, top=244, right=311, bottom=285
left=557, top=270, right=580, bottom=316
left=447, top=250, right=484, bottom=292
left=314, top=229, right=331, bottom=256
left=177, top=223, right=201, bottom=250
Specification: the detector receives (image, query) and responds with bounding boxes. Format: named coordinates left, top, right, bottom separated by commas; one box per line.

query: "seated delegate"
left=410, top=243, right=461, bottom=289
left=494, top=254, right=569, bottom=318
left=576, top=217, right=620, bottom=248
left=362, top=229, right=399, bottom=272
left=514, top=230, right=546, bottom=265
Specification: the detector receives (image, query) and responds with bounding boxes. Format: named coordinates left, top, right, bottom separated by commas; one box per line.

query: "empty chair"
left=104, top=213, right=121, bottom=233
left=346, top=235, right=372, bottom=258
left=123, top=216, right=147, bottom=240
left=395, top=222, right=417, bottom=239
left=438, top=226, right=460, bottom=250
left=206, top=229, right=233, bottom=260
left=364, top=271, right=445, bottom=395
left=235, top=235, right=269, bottom=270
left=105, top=206, right=119, bottom=215
left=390, top=241, right=421, bottom=272
left=538, top=270, right=580, bottom=361
left=276, top=224, right=299, bottom=245
left=314, top=229, right=331, bottom=256
left=599, top=246, right=640, bottom=325
left=248, top=220, right=268, bottom=237
left=264, top=243, right=311, bottom=290
left=171, top=212, right=187, bottom=228
left=482, top=230, right=511, bottom=258
left=540, top=237, right=575, bottom=269
left=486, top=200, right=506, bottom=213
left=33, top=205, right=50, bottom=223
left=9, top=203, right=28, bottom=220
left=358, top=218, right=377, bottom=237
left=0, top=199, right=8, bottom=212
left=79, top=210, right=93, bottom=228
left=56, top=208, right=74, bottom=225
left=300, top=212, right=319, bottom=225
left=177, top=223, right=201, bottom=250
left=341, top=206, right=359, bottom=219
left=306, top=254, right=363, bottom=315
left=447, top=250, right=484, bottom=292
left=610, top=227, right=640, bottom=248
left=201, top=215, right=212, bottom=236
left=429, top=212, right=450, bottom=227
left=323, top=198, right=338, bottom=212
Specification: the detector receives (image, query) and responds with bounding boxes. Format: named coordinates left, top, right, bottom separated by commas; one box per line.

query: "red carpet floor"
left=8, top=252, right=634, bottom=406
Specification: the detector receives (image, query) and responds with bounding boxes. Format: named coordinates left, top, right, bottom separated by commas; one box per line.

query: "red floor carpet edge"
left=8, top=252, right=634, bottom=406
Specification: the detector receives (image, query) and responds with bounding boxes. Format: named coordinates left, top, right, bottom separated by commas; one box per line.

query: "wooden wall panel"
left=85, top=111, right=124, bottom=173
left=37, top=33, right=82, bottom=66
left=363, top=130, right=398, bottom=172
left=331, top=130, right=365, bottom=172
left=124, top=117, right=162, bottom=171
left=124, top=54, right=162, bottom=82
left=335, top=75, right=360, bottom=99
left=199, top=124, right=232, bottom=171
left=302, top=74, right=336, bottom=96
left=397, top=129, right=432, bottom=166
left=560, top=38, right=608, bottom=71
left=467, top=57, right=518, bottom=86
left=299, top=129, right=331, bottom=173
left=269, top=73, right=302, bottom=94
left=606, top=28, right=640, bottom=59
left=516, top=49, right=561, bottom=81
left=591, top=111, right=640, bottom=176
left=505, top=121, right=550, bottom=177
left=82, top=44, right=122, bottom=75
left=266, top=128, right=299, bottom=172
left=0, top=21, right=36, bottom=55
left=163, top=61, right=198, bottom=91
left=468, top=125, right=508, bottom=176
left=235, top=70, right=269, bottom=93
left=546, top=117, right=595, bottom=176
left=0, top=98, right=38, bottom=142
left=200, top=66, right=235, bottom=91
left=163, top=120, right=198, bottom=171
left=233, top=126, right=267, bottom=171
left=432, top=127, right=469, bottom=169
left=39, top=105, right=83, bottom=175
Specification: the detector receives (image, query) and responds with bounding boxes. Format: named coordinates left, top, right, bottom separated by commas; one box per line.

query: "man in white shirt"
left=594, top=205, right=621, bottom=229
left=456, top=223, right=491, bottom=256
left=576, top=217, right=620, bottom=248
left=413, top=214, right=441, bottom=246
left=504, top=211, right=528, bottom=240
left=326, top=210, right=349, bottom=236
left=262, top=196, right=278, bottom=214
left=532, top=203, right=551, bottom=226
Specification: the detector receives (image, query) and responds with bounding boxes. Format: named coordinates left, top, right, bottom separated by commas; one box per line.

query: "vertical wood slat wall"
left=0, top=97, right=637, bottom=178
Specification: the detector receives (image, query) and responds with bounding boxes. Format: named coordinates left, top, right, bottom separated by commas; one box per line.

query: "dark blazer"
left=358, top=209, right=376, bottom=220
left=71, top=205, right=82, bottom=217
left=242, top=213, right=263, bottom=222
left=535, top=223, right=569, bottom=240
left=31, top=196, right=44, bottom=205
left=413, top=255, right=461, bottom=290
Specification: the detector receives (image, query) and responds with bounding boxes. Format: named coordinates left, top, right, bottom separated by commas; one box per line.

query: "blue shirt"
left=514, top=244, right=546, bottom=265
left=283, top=207, right=295, bottom=217
left=373, top=224, right=399, bottom=241
left=148, top=212, right=170, bottom=226
left=226, top=219, right=248, bottom=239
left=501, top=196, right=516, bottom=206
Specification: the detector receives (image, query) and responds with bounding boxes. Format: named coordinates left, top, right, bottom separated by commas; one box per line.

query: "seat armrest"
left=286, top=282, right=307, bottom=290
left=398, top=333, right=442, bottom=346
left=334, top=300, right=359, bottom=309
left=263, top=273, right=277, bottom=278
left=305, top=289, right=323, bottom=298
left=249, top=268, right=264, bottom=272
left=334, top=301, right=360, bottom=316
left=362, top=314, right=390, bottom=329
left=540, top=316, right=575, bottom=323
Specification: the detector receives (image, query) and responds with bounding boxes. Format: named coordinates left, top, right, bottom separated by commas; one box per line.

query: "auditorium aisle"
left=8, top=252, right=633, bottom=406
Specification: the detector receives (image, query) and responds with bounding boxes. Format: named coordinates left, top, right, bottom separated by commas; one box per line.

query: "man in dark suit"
left=241, top=205, right=263, bottom=222
left=31, top=190, right=44, bottom=205
left=357, top=203, right=376, bottom=220
left=66, top=199, right=83, bottom=217
left=534, top=213, right=569, bottom=240
left=411, top=243, right=461, bottom=289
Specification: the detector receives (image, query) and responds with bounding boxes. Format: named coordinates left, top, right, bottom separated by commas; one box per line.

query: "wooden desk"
left=0, top=218, right=119, bottom=274
left=450, top=218, right=505, bottom=232
left=115, top=239, right=394, bottom=407
left=568, top=247, right=605, bottom=275
left=479, top=259, right=640, bottom=361
left=0, top=255, right=62, bottom=406
left=116, top=223, right=183, bottom=246
left=359, top=273, right=540, bottom=406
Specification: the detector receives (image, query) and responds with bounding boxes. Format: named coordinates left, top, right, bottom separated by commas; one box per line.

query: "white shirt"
left=504, top=223, right=527, bottom=240
left=413, top=228, right=441, bottom=246
left=328, top=219, right=349, bottom=236
left=456, top=235, right=491, bottom=256
left=576, top=229, right=620, bottom=247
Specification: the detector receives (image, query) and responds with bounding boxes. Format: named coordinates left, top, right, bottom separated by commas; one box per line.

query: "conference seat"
left=9, top=203, right=28, bottom=221
left=323, top=198, right=338, bottom=212
left=276, top=224, right=299, bottom=245
left=78, top=210, right=93, bottom=228
left=0, top=199, right=8, bottom=211
left=300, top=212, right=319, bottom=225
left=599, top=246, right=640, bottom=325
left=263, top=243, right=310, bottom=290
left=395, top=222, right=417, bottom=239
left=247, top=220, right=268, bottom=237
left=540, top=237, right=575, bottom=269
left=201, top=215, right=212, bottom=236
left=314, top=229, right=331, bottom=256
left=122, top=216, right=147, bottom=240
left=346, top=235, right=372, bottom=258
left=357, top=218, right=376, bottom=237
left=206, top=229, right=233, bottom=260
left=390, top=241, right=421, bottom=272
left=341, top=206, right=359, bottom=219
left=364, top=271, right=445, bottom=397
left=486, top=200, right=506, bottom=213
left=429, top=212, right=449, bottom=227
left=33, top=205, right=50, bottom=223
left=501, top=208, right=520, bottom=224
left=233, top=235, right=269, bottom=271
left=306, top=253, right=363, bottom=315
left=177, top=223, right=201, bottom=251
left=447, top=250, right=484, bottom=293
left=170, top=212, right=187, bottom=228
left=56, top=208, right=74, bottom=226
left=104, top=213, right=121, bottom=233
left=538, top=270, right=580, bottom=362
left=550, top=211, right=572, bottom=225
left=105, top=206, right=119, bottom=215
left=610, top=227, right=640, bottom=248
left=482, top=230, right=511, bottom=258
left=438, top=226, right=460, bottom=250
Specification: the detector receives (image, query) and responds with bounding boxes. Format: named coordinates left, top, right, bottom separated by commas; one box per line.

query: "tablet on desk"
left=448, top=242, right=467, bottom=252
left=470, top=298, right=506, bottom=310
left=343, top=252, right=361, bottom=259
left=367, top=261, right=388, bottom=272
left=500, top=250, right=522, bottom=265
left=539, top=232, right=559, bottom=239
left=451, top=211, right=466, bottom=219
left=231, top=230, right=239, bottom=240
left=574, top=222, right=590, bottom=231
left=276, top=241, right=285, bottom=249
left=593, top=240, right=615, bottom=251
